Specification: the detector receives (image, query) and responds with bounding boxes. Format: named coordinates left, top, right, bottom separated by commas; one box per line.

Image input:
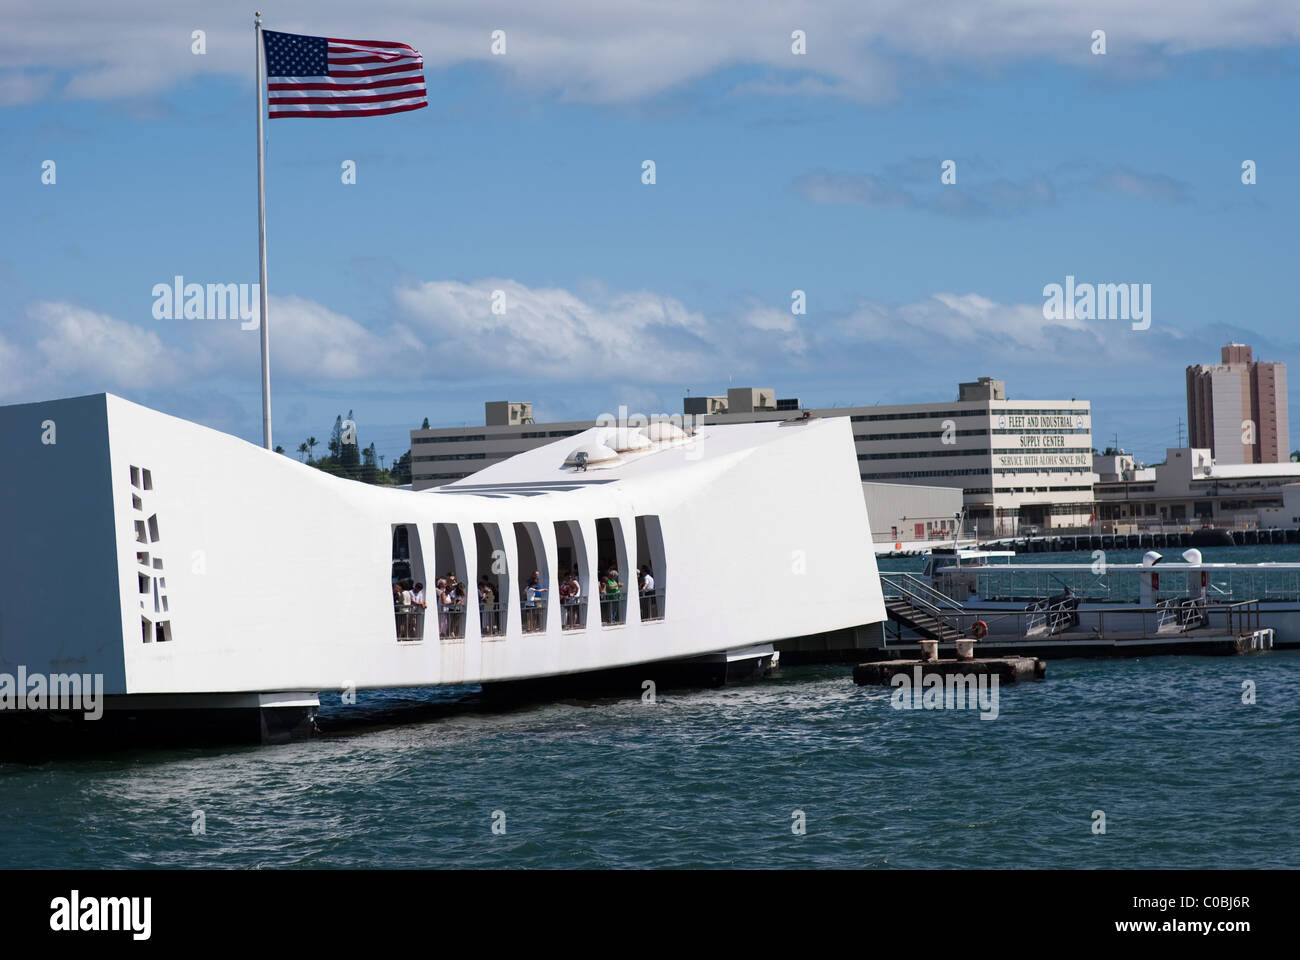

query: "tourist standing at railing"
left=411, top=581, right=427, bottom=638
left=640, top=566, right=656, bottom=620
left=393, top=582, right=406, bottom=639
left=568, top=570, right=582, bottom=626
left=450, top=580, right=465, bottom=637
left=399, top=580, right=414, bottom=641
left=524, top=575, right=540, bottom=631
left=531, top=570, right=548, bottom=630
left=436, top=577, right=449, bottom=636
left=557, top=575, right=573, bottom=627
left=604, top=568, right=621, bottom=622
left=479, top=577, right=496, bottom=635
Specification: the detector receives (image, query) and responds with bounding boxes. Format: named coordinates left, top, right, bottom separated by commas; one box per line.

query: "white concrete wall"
left=2, top=395, right=883, bottom=696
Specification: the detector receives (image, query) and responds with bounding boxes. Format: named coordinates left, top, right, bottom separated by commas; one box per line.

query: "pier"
left=853, top=655, right=1045, bottom=686
left=878, top=569, right=1279, bottom=659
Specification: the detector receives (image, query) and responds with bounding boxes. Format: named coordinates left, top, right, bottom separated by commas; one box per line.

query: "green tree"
left=391, top=449, right=412, bottom=485
left=339, top=409, right=360, bottom=473
left=328, top=415, right=343, bottom=459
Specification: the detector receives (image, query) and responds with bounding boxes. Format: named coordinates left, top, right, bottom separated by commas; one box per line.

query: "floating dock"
left=872, top=624, right=1276, bottom=661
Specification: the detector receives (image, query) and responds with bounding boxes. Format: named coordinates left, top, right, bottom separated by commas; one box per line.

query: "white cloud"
left=838, top=292, right=1098, bottom=352
left=0, top=281, right=1218, bottom=408
left=392, top=278, right=735, bottom=380
left=0, top=333, right=27, bottom=397
left=2, top=1, right=1297, bottom=105
left=31, top=301, right=187, bottom=387
left=192, top=294, right=388, bottom=380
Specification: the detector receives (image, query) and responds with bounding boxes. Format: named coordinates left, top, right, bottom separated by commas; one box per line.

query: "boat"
left=0, top=393, right=885, bottom=745
left=880, top=544, right=1300, bottom=648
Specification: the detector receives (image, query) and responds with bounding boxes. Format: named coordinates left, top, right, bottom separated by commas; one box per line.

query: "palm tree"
left=306, top=436, right=319, bottom=461
left=297, top=441, right=308, bottom=462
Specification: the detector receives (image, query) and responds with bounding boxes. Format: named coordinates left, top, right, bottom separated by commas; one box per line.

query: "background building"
left=411, top=379, right=1092, bottom=538
left=861, top=481, right=965, bottom=543
left=1186, top=343, right=1289, bottom=464
left=1094, top=446, right=1300, bottom=529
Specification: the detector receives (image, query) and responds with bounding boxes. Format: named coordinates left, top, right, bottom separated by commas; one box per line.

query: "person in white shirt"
left=639, top=566, right=656, bottom=620
left=410, top=582, right=426, bottom=637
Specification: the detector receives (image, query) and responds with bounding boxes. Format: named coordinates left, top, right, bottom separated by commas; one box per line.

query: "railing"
left=879, top=572, right=970, bottom=642
left=1025, top=597, right=1079, bottom=637
left=1024, top=600, right=1046, bottom=636
left=598, top=589, right=627, bottom=625
left=885, top=600, right=1261, bottom=646
left=394, top=605, right=425, bottom=641
left=478, top=599, right=505, bottom=637
left=951, top=566, right=1300, bottom=606
left=880, top=572, right=965, bottom=613
left=1223, top=599, right=1261, bottom=636
left=522, top=591, right=548, bottom=634
left=437, top=602, right=466, bottom=640
left=560, top=594, right=587, bottom=630
left=639, top=588, right=664, bottom=622
left=1155, top=596, right=1182, bottom=631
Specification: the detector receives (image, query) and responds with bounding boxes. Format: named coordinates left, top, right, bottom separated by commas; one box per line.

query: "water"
left=2, top=546, right=1298, bottom=870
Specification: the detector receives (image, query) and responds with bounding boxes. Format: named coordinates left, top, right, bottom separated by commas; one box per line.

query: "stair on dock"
left=884, top=597, right=965, bottom=643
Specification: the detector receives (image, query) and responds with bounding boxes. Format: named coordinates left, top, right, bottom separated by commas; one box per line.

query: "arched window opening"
left=594, top=517, right=629, bottom=625
left=474, top=522, right=508, bottom=638
left=391, top=524, right=427, bottom=641
left=635, top=515, right=666, bottom=621
left=554, top=520, right=589, bottom=630
left=432, top=523, right=468, bottom=640
left=514, top=522, right=550, bottom=633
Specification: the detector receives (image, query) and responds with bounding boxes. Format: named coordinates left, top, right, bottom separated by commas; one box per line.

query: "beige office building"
left=410, top=379, right=1093, bottom=538
left=1186, top=343, right=1289, bottom=464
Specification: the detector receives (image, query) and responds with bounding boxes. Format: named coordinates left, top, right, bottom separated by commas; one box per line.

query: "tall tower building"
left=1186, top=344, right=1290, bottom=464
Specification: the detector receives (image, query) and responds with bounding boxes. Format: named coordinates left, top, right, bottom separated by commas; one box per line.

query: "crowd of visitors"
left=395, top=563, right=660, bottom=639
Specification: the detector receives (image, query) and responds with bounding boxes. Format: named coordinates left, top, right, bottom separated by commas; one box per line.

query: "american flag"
left=263, top=29, right=428, bottom=119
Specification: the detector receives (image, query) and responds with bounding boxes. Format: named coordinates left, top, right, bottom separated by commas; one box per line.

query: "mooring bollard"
left=918, top=639, right=939, bottom=662
left=955, top=638, right=976, bottom=661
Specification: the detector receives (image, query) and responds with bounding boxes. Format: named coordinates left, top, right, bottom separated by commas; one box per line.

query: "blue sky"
left=2, top=2, right=1298, bottom=465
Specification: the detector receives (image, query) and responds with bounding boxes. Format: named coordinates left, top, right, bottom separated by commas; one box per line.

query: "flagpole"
left=255, top=11, right=272, bottom=450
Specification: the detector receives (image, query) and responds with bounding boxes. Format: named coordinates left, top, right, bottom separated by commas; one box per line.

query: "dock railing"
left=881, top=572, right=966, bottom=612
left=879, top=571, right=1265, bottom=646
left=1025, top=596, right=1079, bottom=637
